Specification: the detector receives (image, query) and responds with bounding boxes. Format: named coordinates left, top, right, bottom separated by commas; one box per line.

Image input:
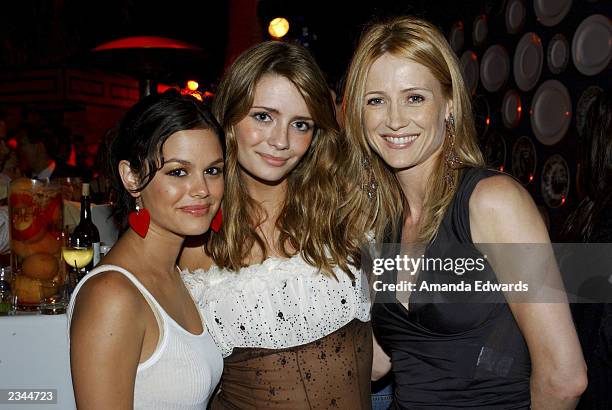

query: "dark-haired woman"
left=562, top=88, right=612, bottom=409
left=68, top=91, right=224, bottom=409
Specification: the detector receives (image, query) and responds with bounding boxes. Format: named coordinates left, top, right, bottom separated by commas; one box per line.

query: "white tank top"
left=67, top=264, right=223, bottom=410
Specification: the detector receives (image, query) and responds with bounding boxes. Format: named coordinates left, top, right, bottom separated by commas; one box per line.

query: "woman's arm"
left=470, top=175, right=587, bottom=409
left=372, top=333, right=392, bottom=381
left=70, top=272, right=146, bottom=410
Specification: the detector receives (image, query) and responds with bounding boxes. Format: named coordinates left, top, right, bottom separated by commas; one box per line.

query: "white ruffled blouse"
left=181, top=255, right=371, bottom=358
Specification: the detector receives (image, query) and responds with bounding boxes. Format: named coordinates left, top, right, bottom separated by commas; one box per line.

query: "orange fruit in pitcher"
left=33, top=232, right=61, bottom=254
left=11, top=238, right=35, bottom=258
left=9, top=178, right=35, bottom=193
left=9, top=192, right=33, bottom=208
left=43, top=196, right=63, bottom=225
left=40, top=279, right=60, bottom=298
left=12, top=213, right=45, bottom=242
left=14, top=275, right=42, bottom=304
left=22, top=253, right=59, bottom=281
left=11, top=232, right=61, bottom=258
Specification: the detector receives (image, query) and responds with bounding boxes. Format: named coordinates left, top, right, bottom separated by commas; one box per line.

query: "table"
left=0, top=314, right=76, bottom=409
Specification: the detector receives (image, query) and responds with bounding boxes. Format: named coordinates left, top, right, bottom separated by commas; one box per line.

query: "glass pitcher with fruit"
left=9, top=178, right=65, bottom=313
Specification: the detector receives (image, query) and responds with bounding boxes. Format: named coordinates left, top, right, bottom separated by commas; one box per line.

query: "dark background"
left=0, top=0, right=488, bottom=84
left=0, top=0, right=610, bottom=239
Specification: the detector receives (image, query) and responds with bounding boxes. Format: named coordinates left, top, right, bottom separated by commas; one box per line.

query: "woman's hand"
left=470, top=175, right=587, bottom=409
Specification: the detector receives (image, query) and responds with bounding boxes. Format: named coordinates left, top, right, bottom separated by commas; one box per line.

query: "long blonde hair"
left=209, top=41, right=361, bottom=278
left=343, top=16, right=484, bottom=243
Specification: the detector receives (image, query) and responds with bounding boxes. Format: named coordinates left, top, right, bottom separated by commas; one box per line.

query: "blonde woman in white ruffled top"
left=180, top=41, right=373, bottom=409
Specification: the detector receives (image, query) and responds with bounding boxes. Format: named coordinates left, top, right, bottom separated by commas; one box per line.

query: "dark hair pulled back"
left=104, top=90, right=224, bottom=231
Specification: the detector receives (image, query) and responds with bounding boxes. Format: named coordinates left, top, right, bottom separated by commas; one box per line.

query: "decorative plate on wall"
left=484, top=130, right=507, bottom=172
left=485, top=0, right=507, bottom=17
left=481, top=45, right=510, bottom=92
left=449, top=21, right=465, bottom=54
left=572, top=14, right=612, bottom=76
left=547, top=34, right=570, bottom=74
left=531, top=80, right=572, bottom=146
left=473, top=15, right=489, bottom=47
left=576, top=85, right=603, bottom=138
left=534, top=0, right=572, bottom=27
left=514, top=32, right=543, bottom=91
left=502, top=89, right=523, bottom=128
left=460, top=50, right=480, bottom=96
left=512, top=136, right=537, bottom=185
left=473, top=94, right=491, bottom=142
left=506, top=0, right=526, bottom=34
left=541, top=154, right=570, bottom=208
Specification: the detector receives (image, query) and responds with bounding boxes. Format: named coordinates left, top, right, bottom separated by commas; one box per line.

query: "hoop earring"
left=444, top=114, right=461, bottom=190
left=128, top=199, right=150, bottom=238
left=362, top=156, right=378, bottom=200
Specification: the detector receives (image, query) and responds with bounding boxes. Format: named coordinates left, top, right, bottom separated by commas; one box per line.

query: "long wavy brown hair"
left=342, top=16, right=485, bottom=243
left=208, top=41, right=363, bottom=278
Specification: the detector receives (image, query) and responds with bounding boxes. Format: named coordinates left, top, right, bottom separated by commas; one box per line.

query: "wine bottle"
left=71, top=183, right=100, bottom=275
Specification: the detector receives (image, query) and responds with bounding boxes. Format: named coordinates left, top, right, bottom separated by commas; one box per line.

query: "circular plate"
left=502, top=89, right=522, bottom=128
left=484, top=130, right=507, bottom=171
left=513, top=32, right=543, bottom=91
left=460, top=50, right=479, bottom=96
left=506, top=0, right=526, bottom=34
left=512, top=136, right=537, bottom=185
left=449, top=21, right=465, bottom=54
left=534, top=0, right=572, bottom=27
left=572, top=14, right=612, bottom=76
left=484, top=0, right=506, bottom=16
left=547, top=34, right=570, bottom=74
left=541, top=154, right=570, bottom=208
left=481, top=45, right=510, bottom=92
left=473, top=15, right=489, bottom=47
left=531, top=80, right=572, bottom=146
left=576, top=85, right=603, bottom=138
left=485, top=0, right=508, bottom=16
left=473, top=95, right=491, bottom=142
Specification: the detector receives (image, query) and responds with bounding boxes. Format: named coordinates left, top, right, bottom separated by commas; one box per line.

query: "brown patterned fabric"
left=210, top=319, right=373, bottom=410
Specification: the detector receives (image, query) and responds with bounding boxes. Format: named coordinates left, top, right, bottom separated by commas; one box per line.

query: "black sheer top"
left=372, top=168, right=531, bottom=409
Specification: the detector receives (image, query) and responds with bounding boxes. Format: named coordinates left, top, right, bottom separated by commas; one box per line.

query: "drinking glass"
left=62, top=236, right=94, bottom=286
left=9, top=178, right=65, bottom=313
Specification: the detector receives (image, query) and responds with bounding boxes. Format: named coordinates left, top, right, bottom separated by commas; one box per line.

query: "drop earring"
left=362, top=157, right=378, bottom=200
left=210, top=208, right=222, bottom=233
left=128, top=199, right=150, bottom=238
left=443, top=113, right=462, bottom=190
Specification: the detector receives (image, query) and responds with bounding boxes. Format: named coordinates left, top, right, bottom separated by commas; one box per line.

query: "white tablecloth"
left=0, top=314, right=76, bottom=409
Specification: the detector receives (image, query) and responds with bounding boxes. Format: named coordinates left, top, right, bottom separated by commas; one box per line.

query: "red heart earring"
left=210, top=208, right=222, bottom=233
left=128, top=203, right=150, bottom=238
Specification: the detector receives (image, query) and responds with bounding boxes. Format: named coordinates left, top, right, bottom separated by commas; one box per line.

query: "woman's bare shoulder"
left=71, top=270, right=147, bottom=334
